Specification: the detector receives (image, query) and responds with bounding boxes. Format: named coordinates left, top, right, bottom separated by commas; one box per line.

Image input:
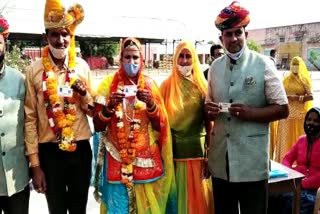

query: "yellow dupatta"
left=160, top=41, right=213, bottom=213
left=160, top=41, right=207, bottom=123
left=283, top=56, right=313, bottom=112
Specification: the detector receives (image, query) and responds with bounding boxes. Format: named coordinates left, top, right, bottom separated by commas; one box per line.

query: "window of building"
left=295, top=36, right=303, bottom=42
left=279, top=36, right=285, bottom=43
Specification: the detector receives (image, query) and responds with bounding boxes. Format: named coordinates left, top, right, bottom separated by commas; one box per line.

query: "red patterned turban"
left=215, top=1, right=250, bottom=31
left=0, top=16, right=9, bottom=38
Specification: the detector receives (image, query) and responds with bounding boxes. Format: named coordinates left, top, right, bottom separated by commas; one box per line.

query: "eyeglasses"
left=124, top=55, right=139, bottom=60
left=179, top=53, right=192, bottom=59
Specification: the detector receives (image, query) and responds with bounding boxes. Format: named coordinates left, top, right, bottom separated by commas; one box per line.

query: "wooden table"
left=268, top=160, right=305, bottom=214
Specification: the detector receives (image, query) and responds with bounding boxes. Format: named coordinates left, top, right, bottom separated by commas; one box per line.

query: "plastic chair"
left=314, top=187, right=320, bottom=214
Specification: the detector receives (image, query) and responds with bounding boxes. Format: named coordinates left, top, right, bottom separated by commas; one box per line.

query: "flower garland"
left=42, top=45, right=78, bottom=152
left=114, top=73, right=145, bottom=187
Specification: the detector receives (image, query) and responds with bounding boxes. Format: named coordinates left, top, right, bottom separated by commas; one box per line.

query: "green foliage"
left=9, top=40, right=41, bottom=50
left=247, top=39, right=261, bottom=53
left=308, top=49, right=320, bottom=71
left=309, top=49, right=320, bottom=62
left=79, top=40, right=119, bottom=64
left=5, top=45, right=31, bottom=73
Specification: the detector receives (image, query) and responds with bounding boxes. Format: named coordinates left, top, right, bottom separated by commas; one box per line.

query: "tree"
left=5, top=45, right=31, bottom=74
left=247, top=39, right=261, bottom=53
left=308, top=49, right=320, bottom=71
left=79, top=40, right=119, bottom=65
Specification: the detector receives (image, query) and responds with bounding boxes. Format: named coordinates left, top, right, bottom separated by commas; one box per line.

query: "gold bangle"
left=146, top=103, right=159, bottom=118
left=146, top=101, right=156, bottom=112
left=299, top=95, right=304, bottom=102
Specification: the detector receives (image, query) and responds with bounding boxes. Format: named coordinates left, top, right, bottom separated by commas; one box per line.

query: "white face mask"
left=49, top=44, right=69, bottom=59
left=178, top=65, right=193, bottom=77
left=291, top=65, right=299, bottom=74
left=225, top=44, right=246, bottom=61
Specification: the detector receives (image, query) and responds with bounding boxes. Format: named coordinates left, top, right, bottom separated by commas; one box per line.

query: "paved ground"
left=29, top=187, right=100, bottom=214
left=28, top=69, right=320, bottom=213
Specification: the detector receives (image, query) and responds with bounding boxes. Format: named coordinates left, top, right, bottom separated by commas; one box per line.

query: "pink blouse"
left=282, top=135, right=320, bottom=190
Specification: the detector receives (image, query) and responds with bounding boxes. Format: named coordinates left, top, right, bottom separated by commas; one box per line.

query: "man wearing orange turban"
left=0, top=15, right=30, bottom=214
left=204, top=1, right=289, bottom=214
left=24, top=0, right=95, bottom=213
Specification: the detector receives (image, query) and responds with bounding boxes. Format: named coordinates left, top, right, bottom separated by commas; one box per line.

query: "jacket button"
left=226, top=133, right=230, bottom=137
left=230, top=82, right=234, bottom=86
left=2, top=152, right=5, bottom=156
left=227, top=117, right=231, bottom=121
left=229, top=99, right=233, bottom=103
left=0, top=133, right=4, bottom=137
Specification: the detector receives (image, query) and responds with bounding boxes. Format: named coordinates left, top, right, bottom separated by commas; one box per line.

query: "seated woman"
left=271, top=107, right=320, bottom=214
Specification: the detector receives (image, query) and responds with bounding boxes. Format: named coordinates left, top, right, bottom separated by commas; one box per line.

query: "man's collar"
left=49, top=54, right=69, bottom=72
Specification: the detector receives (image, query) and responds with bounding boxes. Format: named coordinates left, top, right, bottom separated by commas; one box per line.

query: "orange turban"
left=215, top=1, right=250, bottom=31
left=0, top=16, right=9, bottom=38
left=44, top=0, right=84, bottom=35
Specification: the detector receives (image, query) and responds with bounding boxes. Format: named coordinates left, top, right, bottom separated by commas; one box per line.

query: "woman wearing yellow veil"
left=274, top=56, right=313, bottom=162
left=160, top=41, right=213, bottom=214
left=93, top=38, right=176, bottom=214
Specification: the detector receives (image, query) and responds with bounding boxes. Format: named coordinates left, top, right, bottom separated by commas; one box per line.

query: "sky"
left=75, top=0, right=320, bottom=41
left=135, top=0, right=320, bottom=41
left=1, top=0, right=320, bottom=42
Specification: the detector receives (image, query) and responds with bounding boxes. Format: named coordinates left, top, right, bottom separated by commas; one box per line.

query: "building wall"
left=141, top=42, right=212, bottom=68
left=247, top=22, right=320, bottom=70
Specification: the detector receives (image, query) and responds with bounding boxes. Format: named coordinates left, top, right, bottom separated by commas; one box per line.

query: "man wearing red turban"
left=204, top=1, right=289, bottom=214
left=215, top=1, right=250, bottom=31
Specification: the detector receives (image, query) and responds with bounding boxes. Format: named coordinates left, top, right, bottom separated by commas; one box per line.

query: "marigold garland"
left=112, top=73, right=145, bottom=187
left=42, top=45, right=78, bottom=152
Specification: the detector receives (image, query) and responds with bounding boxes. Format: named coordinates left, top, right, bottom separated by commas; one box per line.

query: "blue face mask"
left=123, top=63, right=140, bottom=77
